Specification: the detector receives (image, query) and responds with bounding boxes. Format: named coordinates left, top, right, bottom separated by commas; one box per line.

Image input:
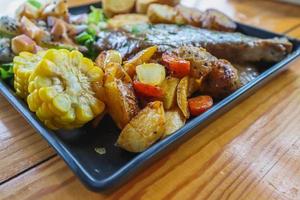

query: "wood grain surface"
left=288, top=26, right=300, bottom=38
left=0, top=94, right=55, bottom=184
left=0, top=0, right=300, bottom=200
left=1, top=58, right=300, bottom=200
left=181, top=0, right=300, bottom=33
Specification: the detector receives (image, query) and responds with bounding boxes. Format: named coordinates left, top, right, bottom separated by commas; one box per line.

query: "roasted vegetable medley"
left=0, top=0, right=292, bottom=152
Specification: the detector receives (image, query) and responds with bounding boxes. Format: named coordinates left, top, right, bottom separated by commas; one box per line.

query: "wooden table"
left=1, top=0, right=300, bottom=199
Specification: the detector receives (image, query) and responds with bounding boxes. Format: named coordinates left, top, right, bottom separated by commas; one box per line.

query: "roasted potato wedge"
left=163, top=107, right=185, bottom=138
left=108, top=14, right=149, bottom=29
left=136, top=0, right=179, bottom=14
left=175, top=5, right=203, bottom=27
left=147, top=4, right=187, bottom=24
left=95, top=50, right=122, bottom=70
left=188, top=77, right=203, bottom=97
left=117, top=101, right=165, bottom=152
left=136, top=63, right=166, bottom=86
left=161, top=76, right=179, bottom=109
left=94, top=50, right=123, bottom=102
left=102, top=0, right=136, bottom=17
left=124, top=46, right=158, bottom=77
left=200, top=9, right=237, bottom=32
left=177, top=76, right=190, bottom=118
left=158, top=0, right=180, bottom=6
left=104, top=63, right=139, bottom=129
left=136, top=0, right=158, bottom=14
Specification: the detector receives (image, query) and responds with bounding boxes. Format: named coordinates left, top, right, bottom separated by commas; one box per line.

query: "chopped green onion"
left=84, top=38, right=94, bottom=46
left=75, top=31, right=97, bottom=59
left=87, top=27, right=97, bottom=37
left=27, top=0, right=42, bottom=9
left=88, top=6, right=106, bottom=25
left=75, top=31, right=94, bottom=45
left=85, top=39, right=98, bottom=60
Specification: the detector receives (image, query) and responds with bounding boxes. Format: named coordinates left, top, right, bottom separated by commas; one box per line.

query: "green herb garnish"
left=84, top=38, right=98, bottom=60
left=0, top=63, right=13, bottom=80
left=75, top=31, right=94, bottom=45
left=87, top=27, right=97, bottom=37
left=75, top=31, right=98, bottom=59
left=74, top=6, right=107, bottom=59
left=88, top=6, right=107, bottom=25
left=27, top=0, right=42, bottom=9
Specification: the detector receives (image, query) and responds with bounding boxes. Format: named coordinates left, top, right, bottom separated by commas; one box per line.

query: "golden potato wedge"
left=200, top=9, right=237, bottom=32
left=175, top=5, right=203, bottom=27
left=158, top=0, right=180, bottom=6
left=123, top=46, right=158, bottom=77
left=102, top=0, right=136, bottom=17
left=188, top=77, right=203, bottom=97
left=94, top=52, right=123, bottom=102
left=136, top=0, right=179, bottom=14
left=92, top=81, right=106, bottom=103
left=117, top=101, right=165, bottom=152
left=177, top=76, right=190, bottom=118
left=161, top=76, right=179, bottom=109
left=95, top=50, right=122, bottom=70
left=163, top=107, right=186, bottom=138
left=108, top=14, right=149, bottom=29
left=136, top=63, right=166, bottom=86
left=147, top=4, right=187, bottom=24
left=136, top=0, right=158, bottom=14
left=104, top=63, right=139, bottom=129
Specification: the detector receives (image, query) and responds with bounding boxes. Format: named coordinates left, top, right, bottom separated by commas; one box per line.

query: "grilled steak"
left=96, top=24, right=292, bottom=63
left=170, top=46, right=241, bottom=98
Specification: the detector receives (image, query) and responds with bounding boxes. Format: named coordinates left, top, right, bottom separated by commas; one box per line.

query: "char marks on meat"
left=96, top=24, right=292, bottom=63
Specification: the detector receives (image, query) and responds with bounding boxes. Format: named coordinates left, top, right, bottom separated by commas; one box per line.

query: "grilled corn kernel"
left=26, top=49, right=105, bottom=130
left=13, top=51, right=45, bottom=99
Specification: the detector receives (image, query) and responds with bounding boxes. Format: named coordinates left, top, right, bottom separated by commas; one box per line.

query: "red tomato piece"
left=133, top=81, right=164, bottom=98
left=162, top=54, right=190, bottom=78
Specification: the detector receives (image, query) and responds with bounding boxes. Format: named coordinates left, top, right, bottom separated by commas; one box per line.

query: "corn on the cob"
left=25, top=49, right=105, bottom=130
left=13, top=51, right=44, bottom=99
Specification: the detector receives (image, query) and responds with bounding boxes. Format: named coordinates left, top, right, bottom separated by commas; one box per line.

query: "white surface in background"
left=181, top=0, right=235, bottom=17
left=0, top=0, right=25, bottom=17
left=1, top=0, right=299, bottom=17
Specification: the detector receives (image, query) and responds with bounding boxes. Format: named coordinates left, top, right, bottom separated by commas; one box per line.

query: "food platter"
left=0, top=3, right=299, bottom=191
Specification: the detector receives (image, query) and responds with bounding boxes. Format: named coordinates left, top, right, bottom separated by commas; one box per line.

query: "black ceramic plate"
left=0, top=3, right=299, bottom=191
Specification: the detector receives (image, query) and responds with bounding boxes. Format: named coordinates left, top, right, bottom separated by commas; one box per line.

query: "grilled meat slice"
left=169, top=46, right=240, bottom=98
left=170, top=46, right=217, bottom=78
left=200, top=59, right=241, bottom=99
left=96, top=24, right=292, bottom=63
